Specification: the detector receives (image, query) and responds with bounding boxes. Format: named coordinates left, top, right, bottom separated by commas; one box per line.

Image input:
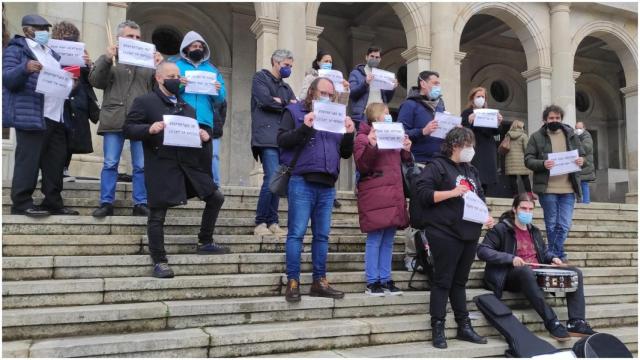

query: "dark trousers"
left=504, top=266, right=586, bottom=325
left=11, top=119, right=67, bottom=211
left=428, top=233, right=478, bottom=322
left=65, top=152, right=72, bottom=169
left=508, top=175, right=532, bottom=195
left=147, top=190, right=225, bottom=264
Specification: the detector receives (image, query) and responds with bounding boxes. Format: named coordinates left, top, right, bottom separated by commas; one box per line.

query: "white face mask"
left=459, top=147, right=475, bottom=163
left=473, top=96, right=485, bottom=108
left=575, top=129, right=584, bottom=136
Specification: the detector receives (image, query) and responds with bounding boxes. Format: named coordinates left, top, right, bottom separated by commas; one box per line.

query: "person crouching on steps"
left=355, top=103, right=412, bottom=296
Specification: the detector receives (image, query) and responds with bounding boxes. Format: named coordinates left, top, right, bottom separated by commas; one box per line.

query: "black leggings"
left=428, top=232, right=478, bottom=322
left=508, top=175, right=532, bottom=195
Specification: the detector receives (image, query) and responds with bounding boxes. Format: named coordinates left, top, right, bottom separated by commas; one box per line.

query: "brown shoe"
left=309, top=277, right=344, bottom=299
left=285, top=279, right=301, bottom=303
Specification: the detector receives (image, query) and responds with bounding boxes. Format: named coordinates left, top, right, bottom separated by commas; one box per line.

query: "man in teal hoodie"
left=175, top=31, right=227, bottom=186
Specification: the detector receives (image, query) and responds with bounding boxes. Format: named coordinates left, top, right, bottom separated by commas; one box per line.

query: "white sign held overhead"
left=313, top=101, right=347, bottom=134
left=163, top=115, right=202, bottom=148
left=473, top=108, right=499, bottom=128
left=118, top=37, right=156, bottom=69
left=372, top=122, right=405, bottom=150
left=185, top=71, right=218, bottom=96
left=462, top=191, right=489, bottom=224
left=48, top=39, right=86, bottom=67
left=318, top=69, right=345, bottom=92
left=431, top=112, right=462, bottom=139
left=548, top=149, right=581, bottom=176
left=35, top=66, right=73, bottom=99
left=370, top=68, right=396, bottom=91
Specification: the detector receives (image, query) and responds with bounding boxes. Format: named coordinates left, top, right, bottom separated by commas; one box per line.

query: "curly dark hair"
left=311, top=50, right=329, bottom=70
left=440, top=127, right=475, bottom=158
left=499, top=193, right=536, bottom=223
left=542, top=104, right=564, bottom=121
left=52, top=21, right=80, bottom=41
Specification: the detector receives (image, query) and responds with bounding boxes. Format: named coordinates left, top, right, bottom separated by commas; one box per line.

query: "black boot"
left=456, top=317, right=487, bottom=344
left=431, top=319, right=447, bottom=349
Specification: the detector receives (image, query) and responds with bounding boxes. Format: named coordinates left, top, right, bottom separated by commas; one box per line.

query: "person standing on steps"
left=575, top=122, right=595, bottom=204
left=123, top=62, right=229, bottom=279
left=504, top=120, right=535, bottom=199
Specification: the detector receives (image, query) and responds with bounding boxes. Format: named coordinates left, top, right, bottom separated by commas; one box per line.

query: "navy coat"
left=348, top=64, right=395, bottom=122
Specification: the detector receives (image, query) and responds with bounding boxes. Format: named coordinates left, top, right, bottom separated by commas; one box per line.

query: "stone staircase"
left=2, top=181, right=638, bottom=357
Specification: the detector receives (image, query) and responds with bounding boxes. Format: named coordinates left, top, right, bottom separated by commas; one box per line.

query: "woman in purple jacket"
left=354, top=103, right=412, bottom=296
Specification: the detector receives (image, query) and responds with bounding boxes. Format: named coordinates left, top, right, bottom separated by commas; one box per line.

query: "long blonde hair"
left=509, top=119, right=525, bottom=131
left=466, top=87, right=487, bottom=109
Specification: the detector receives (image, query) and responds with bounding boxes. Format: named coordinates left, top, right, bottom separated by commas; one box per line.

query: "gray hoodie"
left=179, top=31, right=211, bottom=65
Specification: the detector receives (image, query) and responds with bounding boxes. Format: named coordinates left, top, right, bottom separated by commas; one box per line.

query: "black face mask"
left=163, top=78, right=181, bottom=95
left=547, top=122, right=562, bottom=132
left=187, top=49, right=204, bottom=62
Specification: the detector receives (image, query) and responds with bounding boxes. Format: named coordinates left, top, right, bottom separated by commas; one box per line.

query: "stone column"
left=277, top=2, right=306, bottom=95
left=401, top=46, right=432, bottom=87
left=621, top=85, right=638, bottom=203
left=305, top=25, right=324, bottom=76
left=521, top=66, right=553, bottom=131
left=430, top=2, right=461, bottom=114
left=549, top=3, right=575, bottom=126
left=454, top=51, right=466, bottom=109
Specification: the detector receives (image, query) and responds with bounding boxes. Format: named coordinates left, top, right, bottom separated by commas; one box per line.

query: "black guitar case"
left=572, top=333, right=632, bottom=358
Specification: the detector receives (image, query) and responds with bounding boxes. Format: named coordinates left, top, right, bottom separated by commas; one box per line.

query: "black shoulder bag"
left=269, top=137, right=308, bottom=197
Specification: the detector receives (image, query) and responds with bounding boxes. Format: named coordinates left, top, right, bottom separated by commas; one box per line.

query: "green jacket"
left=524, top=123, right=585, bottom=199
left=578, top=130, right=596, bottom=182
left=89, top=55, right=155, bottom=134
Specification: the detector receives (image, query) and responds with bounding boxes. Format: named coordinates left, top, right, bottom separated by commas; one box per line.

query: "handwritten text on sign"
left=185, top=71, right=218, bottom=96
left=462, top=191, right=489, bottom=224
left=431, top=112, right=462, bottom=139
left=372, top=122, right=405, bottom=149
left=370, top=68, right=396, bottom=91
left=472, top=108, right=499, bottom=128
left=318, top=69, right=344, bottom=92
left=118, top=37, right=156, bottom=69
left=163, top=115, right=201, bottom=148
left=48, top=39, right=85, bottom=67
left=313, top=101, right=346, bottom=134
left=35, top=67, right=73, bottom=99
left=548, top=149, right=580, bottom=176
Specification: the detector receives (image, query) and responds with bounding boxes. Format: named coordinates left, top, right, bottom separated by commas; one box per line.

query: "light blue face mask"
left=318, top=96, right=331, bottom=103
left=319, top=63, right=332, bottom=70
left=34, top=31, right=49, bottom=46
left=517, top=212, right=533, bottom=225
left=383, top=114, right=393, bottom=123
left=429, top=86, right=441, bottom=100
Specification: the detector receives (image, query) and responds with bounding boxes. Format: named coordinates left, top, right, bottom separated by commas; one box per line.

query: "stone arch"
left=254, top=3, right=278, bottom=19
left=575, top=73, right=623, bottom=120
left=571, top=21, right=638, bottom=86
left=306, top=3, right=320, bottom=26
left=454, top=2, right=550, bottom=69
left=127, top=3, right=232, bottom=67
left=469, top=63, right=528, bottom=113
left=317, top=38, right=348, bottom=75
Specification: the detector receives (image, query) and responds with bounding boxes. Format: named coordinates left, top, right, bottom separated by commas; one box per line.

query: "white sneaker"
left=404, top=257, right=414, bottom=272
left=253, top=223, right=272, bottom=236
left=268, top=223, right=287, bottom=237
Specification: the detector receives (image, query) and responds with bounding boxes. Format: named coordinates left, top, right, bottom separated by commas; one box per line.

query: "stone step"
left=3, top=251, right=637, bottom=281
left=2, top=303, right=636, bottom=357
left=2, top=284, right=636, bottom=341
left=3, top=267, right=636, bottom=308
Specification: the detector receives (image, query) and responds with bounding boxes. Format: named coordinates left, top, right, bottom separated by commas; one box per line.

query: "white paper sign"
left=462, top=191, right=489, bottom=224
left=372, top=122, right=405, bottom=149
left=163, top=115, right=201, bottom=148
left=118, top=37, right=156, bottom=69
left=48, top=39, right=86, bottom=67
left=548, top=149, right=580, bottom=176
left=185, top=70, right=218, bottom=96
left=370, top=68, right=396, bottom=91
left=318, top=69, right=345, bottom=93
left=473, top=108, right=499, bottom=128
left=35, top=66, right=73, bottom=99
left=431, top=112, right=462, bottom=139
left=313, top=101, right=346, bottom=134
left=532, top=350, right=577, bottom=360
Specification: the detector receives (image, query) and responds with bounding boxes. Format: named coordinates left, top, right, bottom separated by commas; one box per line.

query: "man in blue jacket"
left=3, top=14, right=78, bottom=217
left=175, top=31, right=227, bottom=187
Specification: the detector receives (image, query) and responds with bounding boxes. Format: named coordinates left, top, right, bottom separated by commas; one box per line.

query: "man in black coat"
left=124, top=62, right=229, bottom=278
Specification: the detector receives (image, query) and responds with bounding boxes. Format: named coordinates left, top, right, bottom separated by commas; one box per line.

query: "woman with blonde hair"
left=504, top=120, right=535, bottom=199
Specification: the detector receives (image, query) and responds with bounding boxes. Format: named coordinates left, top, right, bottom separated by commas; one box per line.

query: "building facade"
left=3, top=2, right=638, bottom=203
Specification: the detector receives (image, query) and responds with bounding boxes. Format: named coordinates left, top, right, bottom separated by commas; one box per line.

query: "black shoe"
left=455, top=317, right=487, bottom=344
left=117, top=173, right=133, bottom=182
left=431, top=319, right=447, bottom=349
left=48, top=207, right=80, bottom=215
left=365, top=282, right=385, bottom=297
left=546, top=319, right=571, bottom=341
left=92, top=203, right=114, bottom=217
left=382, top=280, right=403, bottom=296
left=333, top=199, right=342, bottom=209
left=567, top=319, right=596, bottom=337
left=152, top=263, right=174, bottom=278
left=132, top=204, right=150, bottom=216
left=285, top=279, right=301, bottom=303
left=13, top=206, right=51, bottom=217
left=197, top=242, right=230, bottom=254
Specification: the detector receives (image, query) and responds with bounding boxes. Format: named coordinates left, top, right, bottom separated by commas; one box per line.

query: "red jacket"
left=354, top=121, right=412, bottom=233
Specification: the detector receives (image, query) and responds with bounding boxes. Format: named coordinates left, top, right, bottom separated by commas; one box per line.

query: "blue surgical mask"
left=318, top=96, right=331, bottom=103
left=429, top=86, right=441, bottom=100
left=517, top=212, right=533, bottom=225
left=279, top=66, right=291, bottom=79
left=34, top=31, right=49, bottom=46
left=319, top=63, right=332, bottom=70
left=383, top=114, right=393, bottom=123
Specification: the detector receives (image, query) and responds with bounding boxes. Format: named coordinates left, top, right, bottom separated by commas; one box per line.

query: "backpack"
left=572, top=333, right=632, bottom=358
left=407, top=230, right=434, bottom=290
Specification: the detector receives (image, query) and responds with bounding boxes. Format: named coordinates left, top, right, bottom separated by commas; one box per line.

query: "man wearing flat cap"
left=3, top=14, right=79, bottom=216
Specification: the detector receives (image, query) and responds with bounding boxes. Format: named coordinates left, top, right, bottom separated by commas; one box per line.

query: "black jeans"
left=11, top=118, right=67, bottom=211
left=147, top=190, right=225, bottom=264
left=428, top=233, right=478, bottom=322
left=504, top=266, right=586, bottom=324
left=508, top=175, right=532, bottom=195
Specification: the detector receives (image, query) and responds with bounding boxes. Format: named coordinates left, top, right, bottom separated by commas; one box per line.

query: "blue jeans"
left=255, top=147, right=280, bottom=225
left=212, top=138, right=221, bottom=187
left=580, top=181, right=590, bottom=204
left=539, top=193, right=576, bottom=260
left=365, top=227, right=397, bottom=285
left=100, top=132, right=147, bottom=205
left=286, top=175, right=336, bottom=281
